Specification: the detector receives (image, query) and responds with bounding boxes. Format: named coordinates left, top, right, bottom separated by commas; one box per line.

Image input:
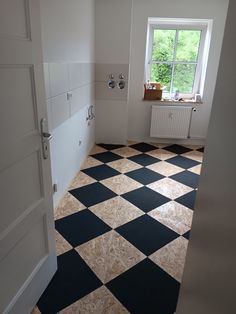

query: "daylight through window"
left=146, top=19, right=212, bottom=100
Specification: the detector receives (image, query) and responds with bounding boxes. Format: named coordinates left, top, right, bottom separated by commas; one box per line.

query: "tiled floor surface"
left=36, top=142, right=204, bottom=314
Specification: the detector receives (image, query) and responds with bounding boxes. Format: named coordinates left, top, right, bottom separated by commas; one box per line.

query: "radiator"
left=150, top=105, right=192, bottom=139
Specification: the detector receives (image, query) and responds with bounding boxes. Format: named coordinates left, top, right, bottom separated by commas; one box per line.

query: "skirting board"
left=128, top=137, right=206, bottom=146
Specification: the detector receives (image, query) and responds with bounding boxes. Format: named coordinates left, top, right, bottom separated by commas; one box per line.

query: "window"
left=145, top=19, right=212, bottom=100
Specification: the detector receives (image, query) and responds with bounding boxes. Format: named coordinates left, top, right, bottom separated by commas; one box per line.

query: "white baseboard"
left=128, top=137, right=206, bottom=146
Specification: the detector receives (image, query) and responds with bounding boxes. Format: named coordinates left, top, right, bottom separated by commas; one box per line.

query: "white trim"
left=151, top=24, right=206, bottom=31
left=148, top=17, right=210, bottom=27
left=170, top=29, right=179, bottom=95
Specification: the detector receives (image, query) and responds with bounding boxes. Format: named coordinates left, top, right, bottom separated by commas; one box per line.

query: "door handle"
left=40, top=118, right=52, bottom=160
left=42, top=132, right=53, bottom=141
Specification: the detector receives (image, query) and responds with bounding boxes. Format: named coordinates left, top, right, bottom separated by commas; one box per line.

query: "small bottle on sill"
left=174, top=90, right=180, bottom=101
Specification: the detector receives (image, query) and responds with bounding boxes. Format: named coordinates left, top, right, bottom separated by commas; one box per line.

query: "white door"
left=0, top=1, right=57, bottom=313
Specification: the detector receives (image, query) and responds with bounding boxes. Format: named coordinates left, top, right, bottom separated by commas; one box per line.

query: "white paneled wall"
left=40, top=0, right=95, bottom=208
left=70, top=85, right=94, bottom=116
left=44, top=62, right=95, bottom=131
left=43, top=62, right=95, bottom=206
left=49, top=63, right=69, bottom=96
left=50, top=107, right=95, bottom=207
left=51, top=94, right=70, bottom=130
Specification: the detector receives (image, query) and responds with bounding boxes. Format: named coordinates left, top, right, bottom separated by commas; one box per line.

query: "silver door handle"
left=42, top=132, right=52, bottom=141
left=40, top=118, right=52, bottom=160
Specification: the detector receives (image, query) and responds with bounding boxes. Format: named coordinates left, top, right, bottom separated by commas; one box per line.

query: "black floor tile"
left=164, top=144, right=192, bottom=155
left=106, top=259, right=180, bottom=314
left=130, top=142, right=157, bottom=153
left=37, top=250, right=102, bottom=313
left=82, top=164, right=120, bottom=181
left=170, top=170, right=199, bottom=189
left=167, top=156, right=200, bottom=169
left=175, top=190, right=197, bottom=210
left=197, top=147, right=205, bottom=153
left=116, top=215, right=178, bottom=256
left=92, top=152, right=122, bottom=163
left=97, top=143, right=125, bottom=150
left=70, top=182, right=116, bottom=207
left=126, top=168, right=164, bottom=185
left=183, top=230, right=191, bottom=240
left=55, top=210, right=111, bottom=247
left=122, top=187, right=170, bottom=212
left=128, top=154, right=160, bottom=166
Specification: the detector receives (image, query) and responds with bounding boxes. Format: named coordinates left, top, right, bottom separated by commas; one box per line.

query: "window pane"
left=173, top=64, right=196, bottom=93
left=151, top=63, right=172, bottom=92
left=152, top=29, right=176, bottom=62
left=176, top=30, right=201, bottom=62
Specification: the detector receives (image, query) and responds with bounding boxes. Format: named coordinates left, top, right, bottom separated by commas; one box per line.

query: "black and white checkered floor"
left=36, top=142, right=204, bottom=314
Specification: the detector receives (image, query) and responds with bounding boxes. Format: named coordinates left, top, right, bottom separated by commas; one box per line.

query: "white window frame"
left=145, top=18, right=212, bottom=100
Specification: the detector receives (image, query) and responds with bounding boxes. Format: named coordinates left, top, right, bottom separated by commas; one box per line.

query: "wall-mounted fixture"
left=108, top=74, right=116, bottom=89
left=117, top=73, right=125, bottom=89
left=150, top=105, right=194, bottom=139
left=86, top=105, right=95, bottom=121
left=107, top=73, right=126, bottom=89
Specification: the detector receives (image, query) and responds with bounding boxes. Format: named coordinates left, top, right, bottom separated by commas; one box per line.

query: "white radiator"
left=150, top=105, right=192, bottom=139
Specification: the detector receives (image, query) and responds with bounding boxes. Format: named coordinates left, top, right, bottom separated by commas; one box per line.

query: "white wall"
left=177, top=1, right=236, bottom=312
left=40, top=0, right=95, bottom=63
left=40, top=0, right=95, bottom=207
left=95, top=0, right=132, bottom=65
left=94, top=0, right=228, bottom=145
left=128, top=0, right=229, bottom=141
left=94, top=0, right=132, bottom=144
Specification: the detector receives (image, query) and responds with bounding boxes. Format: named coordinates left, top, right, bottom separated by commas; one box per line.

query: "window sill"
left=142, top=98, right=203, bottom=105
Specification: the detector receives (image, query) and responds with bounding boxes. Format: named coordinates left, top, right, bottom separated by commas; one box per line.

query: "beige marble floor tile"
left=146, top=149, right=177, bottom=160
left=148, top=178, right=193, bottom=200
left=148, top=142, right=160, bottom=148
left=182, top=144, right=203, bottom=150
left=61, top=286, right=129, bottom=314
left=101, top=175, right=143, bottom=195
left=148, top=201, right=193, bottom=235
left=149, top=237, right=189, bottom=282
left=89, top=145, right=107, bottom=155
left=112, top=147, right=141, bottom=157
left=89, top=196, right=144, bottom=229
left=156, top=143, right=171, bottom=149
left=31, top=307, right=41, bottom=314
left=76, top=230, right=145, bottom=283
left=81, top=156, right=103, bottom=170
left=188, top=164, right=202, bottom=175
left=182, top=151, right=203, bottom=162
left=147, top=161, right=183, bottom=177
left=69, top=171, right=96, bottom=189
left=55, top=230, right=72, bottom=256
left=54, top=192, right=86, bottom=220
left=127, top=140, right=139, bottom=146
left=107, top=159, right=142, bottom=173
